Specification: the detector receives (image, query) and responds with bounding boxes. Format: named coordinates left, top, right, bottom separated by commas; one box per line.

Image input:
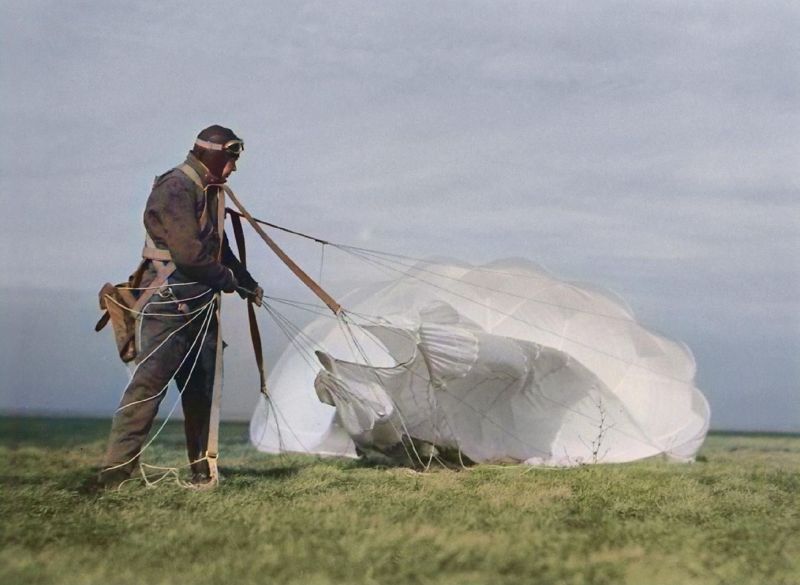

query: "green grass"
left=1, top=417, right=798, bottom=585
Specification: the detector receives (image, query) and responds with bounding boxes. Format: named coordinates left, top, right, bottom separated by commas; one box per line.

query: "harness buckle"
left=157, top=286, right=176, bottom=300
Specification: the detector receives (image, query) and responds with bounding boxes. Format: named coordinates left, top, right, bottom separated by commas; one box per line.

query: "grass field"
left=1, top=417, right=798, bottom=585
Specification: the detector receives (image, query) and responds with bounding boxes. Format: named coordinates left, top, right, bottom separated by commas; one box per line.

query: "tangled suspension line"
left=104, top=297, right=219, bottom=489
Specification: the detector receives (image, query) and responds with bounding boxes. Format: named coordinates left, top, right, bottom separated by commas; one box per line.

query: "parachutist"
left=98, top=125, right=261, bottom=489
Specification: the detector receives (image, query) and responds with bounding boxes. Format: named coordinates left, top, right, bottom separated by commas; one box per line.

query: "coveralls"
left=101, top=153, right=258, bottom=481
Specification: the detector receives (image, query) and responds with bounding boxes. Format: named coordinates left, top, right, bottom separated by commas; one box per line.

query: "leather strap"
left=141, top=247, right=172, bottom=262
left=230, top=212, right=268, bottom=396
left=95, top=311, right=111, bottom=332
left=176, top=163, right=212, bottom=231
left=205, top=184, right=227, bottom=485
left=176, top=163, right=204, bottom=190
left=206, top=292, right=223, bottom=485
left=142, top=233, right=173, bottom=262
left=132, top=260, right=176, bottom=313
left=216, top=185, right=226, bottom=258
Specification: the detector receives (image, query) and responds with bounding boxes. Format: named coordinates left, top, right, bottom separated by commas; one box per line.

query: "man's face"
left=221, top=157, right=238, bottom=179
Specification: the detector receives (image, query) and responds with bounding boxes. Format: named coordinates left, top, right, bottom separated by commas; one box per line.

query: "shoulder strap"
left=141, top=163, right=211, bottom=262
left=176, top=163, right=211, bottom=230
left=175, top=163, right=204, bottom=190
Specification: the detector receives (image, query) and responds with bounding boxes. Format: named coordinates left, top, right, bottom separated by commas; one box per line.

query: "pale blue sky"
left=1, top=1, right=798, bottom=430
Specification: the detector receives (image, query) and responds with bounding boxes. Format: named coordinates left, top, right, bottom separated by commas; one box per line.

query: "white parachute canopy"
left=250, top=258, right=710, bottom=466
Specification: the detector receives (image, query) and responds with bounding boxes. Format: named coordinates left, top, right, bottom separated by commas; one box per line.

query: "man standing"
left=99, top=125, right=263, bottom=488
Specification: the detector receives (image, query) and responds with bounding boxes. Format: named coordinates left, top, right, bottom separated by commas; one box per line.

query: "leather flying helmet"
left=192, top=125, right=243, bottom=180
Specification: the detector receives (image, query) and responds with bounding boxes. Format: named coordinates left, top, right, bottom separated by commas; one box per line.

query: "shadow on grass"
left=222, top=465, right=301, bottom=481
left=66, top=466, right=109, bottom=496
left=221, top=454, right=442, bottom=481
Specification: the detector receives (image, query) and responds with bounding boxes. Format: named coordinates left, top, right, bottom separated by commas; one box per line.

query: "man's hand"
left=250, top=286, right=264, bottom=307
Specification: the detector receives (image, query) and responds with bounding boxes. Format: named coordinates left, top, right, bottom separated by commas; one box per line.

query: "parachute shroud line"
left=223, top=187, right=341, bottom=315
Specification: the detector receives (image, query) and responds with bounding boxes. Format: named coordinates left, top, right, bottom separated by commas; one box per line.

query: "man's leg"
left=99, top=312, right=189, bottom=484
left=175, top=313, right=218, bottom=479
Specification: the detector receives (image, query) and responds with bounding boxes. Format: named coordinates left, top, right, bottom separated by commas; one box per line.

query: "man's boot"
left=97, top=467, right=131, bottom=490
left=189, top=458, right=213, bottom=487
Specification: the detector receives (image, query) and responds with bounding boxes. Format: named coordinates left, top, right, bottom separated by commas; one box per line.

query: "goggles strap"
left=195, top=138, right=224, bottom=151
left=194, top=138, right=244, bottom=154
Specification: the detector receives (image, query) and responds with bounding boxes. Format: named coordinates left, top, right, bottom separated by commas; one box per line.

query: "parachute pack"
left=95, top=281, right=139, bottom=363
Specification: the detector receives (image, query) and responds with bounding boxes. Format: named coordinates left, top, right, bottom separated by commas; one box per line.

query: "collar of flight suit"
left=185, top=152, right=225, bottom=187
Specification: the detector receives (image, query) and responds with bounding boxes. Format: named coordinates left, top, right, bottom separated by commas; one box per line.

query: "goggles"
left=195, top=138, right=245, bottom=157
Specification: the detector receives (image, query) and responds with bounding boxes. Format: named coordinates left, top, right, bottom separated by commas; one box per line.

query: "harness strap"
left=136, top=163, right=209, bottom=307
left=176, top=163, right=211, bottom=227
left=230, top=211, right=269, bottom=396
left=206, top=292, right=224, bottom=485
left=142, top=233, right=173, bottom=262
left=176, top=163, right=204, bottom=190
left=132, top=260, right=176, bottom=313
left=205, top=183, right=227, bottom=485
left=216, top=184, right=226, bottom=255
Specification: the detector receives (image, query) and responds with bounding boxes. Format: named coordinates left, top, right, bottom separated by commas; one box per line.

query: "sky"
left=0, top=1, right=798, bottom=431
